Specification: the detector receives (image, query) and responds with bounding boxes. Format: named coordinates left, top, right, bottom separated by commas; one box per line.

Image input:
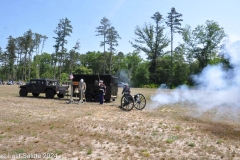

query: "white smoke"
left=150, top=41, right=240, bottom=113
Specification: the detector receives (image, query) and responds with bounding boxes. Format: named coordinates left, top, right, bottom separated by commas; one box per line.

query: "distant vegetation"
left=0, top=8, right=230, bottom=88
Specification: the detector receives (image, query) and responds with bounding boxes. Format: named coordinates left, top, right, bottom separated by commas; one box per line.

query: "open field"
left=0, top=85, right=240, bottom=159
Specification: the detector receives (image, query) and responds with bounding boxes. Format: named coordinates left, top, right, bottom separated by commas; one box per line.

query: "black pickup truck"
left=19, top=78, right=69, bottom=99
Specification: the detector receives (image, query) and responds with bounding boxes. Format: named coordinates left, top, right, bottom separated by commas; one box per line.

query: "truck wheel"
left=57, top=94, right=64, bottom=98
left=85, top=94, right=92, bottom=102
left=45, top=90, right=55, bottom=99
left=19, top=88, right=27, bottom=97
left=32, top=93, right=40, bottom=97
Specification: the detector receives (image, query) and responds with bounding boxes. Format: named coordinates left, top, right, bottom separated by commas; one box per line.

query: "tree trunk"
left=24, top=52, right=27, bottom=81
left=170, top=27, right=173, bottom=88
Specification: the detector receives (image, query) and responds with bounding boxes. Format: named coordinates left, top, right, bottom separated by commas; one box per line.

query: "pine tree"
left=106, top=26, right=121, bottom=74
left=166, top=7, right=183, bottom=88
left=96, top=17, right=111, bottom=74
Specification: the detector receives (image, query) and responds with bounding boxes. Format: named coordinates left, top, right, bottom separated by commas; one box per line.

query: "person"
left=122, top=83, right=130, bottom=95
left=78, top=79, right=86, bottom=103
left=93, top=80, right=99, bottom=94
left=121, top=83, right=131, bottom=107
left=98, top=80, right=106, bottom=105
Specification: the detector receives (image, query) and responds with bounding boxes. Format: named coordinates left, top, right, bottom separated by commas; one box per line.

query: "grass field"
left=0, top=85, right=240, bottom=159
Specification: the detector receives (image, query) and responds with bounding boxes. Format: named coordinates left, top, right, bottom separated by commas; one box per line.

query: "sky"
left=1, top=0, right=240, bottom=59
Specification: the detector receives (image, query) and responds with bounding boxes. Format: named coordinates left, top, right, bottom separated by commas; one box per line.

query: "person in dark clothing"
left=93, top=80, right=99, bottom=94
left=122, top=83, right=130, bottom=95
left=98, top=80, right=106, bottom=105
left=121, top=84, right=131, bottom=107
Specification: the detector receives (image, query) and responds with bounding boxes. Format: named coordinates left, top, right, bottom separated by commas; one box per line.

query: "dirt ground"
left=0, top=85, right=240, bottom=160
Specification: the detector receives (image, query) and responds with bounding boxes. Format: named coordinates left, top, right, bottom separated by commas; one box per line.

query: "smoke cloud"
left=150, top=41, right=240, bottom=114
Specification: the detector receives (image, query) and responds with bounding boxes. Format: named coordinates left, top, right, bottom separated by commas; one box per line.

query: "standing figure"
left=78, top=79, right=86, bottom=103
left=98, top=80, right=106, bottom=105
left=93, top=80, right=99, bottom=94
left=122, top=84, right=131, bottom=107
left=122, top=83, right=130, bottom=95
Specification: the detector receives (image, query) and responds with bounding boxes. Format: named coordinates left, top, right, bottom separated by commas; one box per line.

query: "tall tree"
left=40, top=35, right=48, bottom=54
left=35, top=34, right=48, bottom=78
left=96, top=17, right=111, bottom=74
left=130, top=12, right=169, bottom=83
left=0, top=47, right=3, bottom=66
left=15, top=36, right=25, bottom=80
left=5, top=36, right=16, bottom=79
left=106, top=26, right=121, bottom=74
left=22, top=30, right=33, bottom=81
left=53, top=23, right=61, bottom=79
left=67, top=40, right=80, bottom=74
left=166, top=7, right=183, bottom=88
left=53, top=18, right=72, bottom=81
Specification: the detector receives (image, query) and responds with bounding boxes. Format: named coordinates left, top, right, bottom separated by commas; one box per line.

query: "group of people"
left=78, top=79, right=107, bottom=105
left=77, top=78, right=130, bottom=105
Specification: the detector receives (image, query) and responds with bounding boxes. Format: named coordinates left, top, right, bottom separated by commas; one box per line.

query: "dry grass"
left=0, top=85, right=240, bottom=159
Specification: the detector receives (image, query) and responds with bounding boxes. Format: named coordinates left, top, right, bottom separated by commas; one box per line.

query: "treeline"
left=0, top=8, right=231, bottom=88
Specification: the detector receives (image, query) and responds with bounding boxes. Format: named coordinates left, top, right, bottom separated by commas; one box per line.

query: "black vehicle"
left=19, top=78, right=69, bottom=99
left=72, top=74, right=118, bottom=102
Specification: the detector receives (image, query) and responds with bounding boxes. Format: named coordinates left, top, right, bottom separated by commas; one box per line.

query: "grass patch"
left=166, top=135, right=179, bottom=143
left=188, top=142, right=196, bottom=147
left=87, top=148, right=92, bottom=155
left=152, top=131, right=158, bottom=136
left=12, top=148, right=24, bottom=154
left=0, top=135, right=6, bottom=140
left=141, top=150, right=150, bottom=157
left=54, top=149, right=62, bottom=155
left=175, top=125, right=181, bottom=131
left=216, top=139, right=224, bottom=144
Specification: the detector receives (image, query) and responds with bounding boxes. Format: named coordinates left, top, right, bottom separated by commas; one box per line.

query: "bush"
left=141, top=84, right=159, bottom=88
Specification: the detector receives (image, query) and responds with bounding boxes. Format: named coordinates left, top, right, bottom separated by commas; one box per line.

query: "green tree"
left=132, top=61, right=150, bottom=87
left=130, top=12, right=169, bottom=83
left=117, top=51, right=143, bottom=85
left=15, top=36, right=25, bottom=80
left=166, top=7, right=183, bottom=88
left=53, top=18, right=72, bottom=81
left=6, top=36, right=16, bottom=79
left=80, top=51, right=104, bottom=74
left=0, top=51, right=9, bottom=79
left=74, top=66, right=92, bottom=75
left=65, top=40, right=80, bottom=74
left=115, top=51, right=125, bottom=77
left=34, top=34, right=48, bottom=78
left=0, top=47, right=3, bottom=66
left=106, top=26, right=121, bottom=74
left=22, top=30, right=33, bottom=81
left=172, top=47, right=189, bottom=86
left=96, top=17, right=111, bottom=74
left=35, top=52, right=54, bottom=78
left=156, top=55, right=171, bottom=85
left=182, top=21, right=226, bottom=71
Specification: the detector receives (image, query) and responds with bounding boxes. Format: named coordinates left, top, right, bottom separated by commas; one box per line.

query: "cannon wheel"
left=120, top=95, right=134, bottom=111
left=134, top=93, right=146, bottom=110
